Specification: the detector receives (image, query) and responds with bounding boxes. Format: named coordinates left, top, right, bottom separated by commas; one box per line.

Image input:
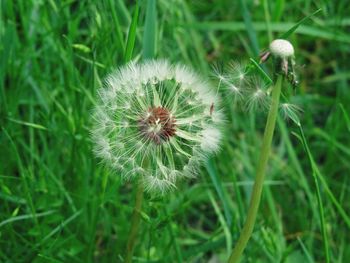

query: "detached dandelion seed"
left=214, top=62, right=248, bottom=102
left=211, top=62, right=228, bottom=98
left=226, top=81, right=243, bottom=99
left=245, top=78, right=270, bottom=111
left=92, top=60, right=223, bottom=194
left=280, top=103, right=303, bottom=124
left=227, top=62, right=247, bottom=83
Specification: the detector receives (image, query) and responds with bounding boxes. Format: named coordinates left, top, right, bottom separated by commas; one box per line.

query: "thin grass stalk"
left=298, top=124, right=330, bottom=263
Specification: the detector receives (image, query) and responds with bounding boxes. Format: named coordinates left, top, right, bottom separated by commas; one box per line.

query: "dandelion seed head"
left=92, top=60, right=224, bottom=194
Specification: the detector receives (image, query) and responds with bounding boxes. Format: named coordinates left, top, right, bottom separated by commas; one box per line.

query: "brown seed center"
left=138, top=106, right=176, bottom=144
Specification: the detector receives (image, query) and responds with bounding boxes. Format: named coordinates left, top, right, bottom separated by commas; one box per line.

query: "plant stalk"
left=125, top=183, right=144, bottom=263
left=228, top=74, right=283, bottom=263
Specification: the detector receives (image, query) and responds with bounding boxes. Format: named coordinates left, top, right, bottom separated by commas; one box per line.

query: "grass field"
left=1, top=0, right=350, bottom=262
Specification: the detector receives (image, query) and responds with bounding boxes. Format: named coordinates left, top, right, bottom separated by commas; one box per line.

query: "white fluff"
left=200, top=127, right=221, bottom=153
left=91, top=59, right=224, bottom=194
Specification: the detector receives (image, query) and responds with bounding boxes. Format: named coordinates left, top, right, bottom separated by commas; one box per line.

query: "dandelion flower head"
left=92, top=60, right=223, bottom=194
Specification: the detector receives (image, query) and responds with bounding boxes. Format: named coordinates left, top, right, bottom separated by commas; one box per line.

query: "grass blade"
left=207, top=190, right=232, bottom=258
left=0, top=210, right=56, bottom=228
left=124, top=1, right=140, bottom=62
left=108, top=0, right=125, bottom=53
left=6, top=117, right=47, bottom=130
left=188, top=20, right=350, bottom=44
left=280, top=8, right=322, bottom=39
left=339, top=103, right=350, bottom=132
left=249, top=58, right=273, bottom=84
left=297, top=124, right=330, bottom=263
left=143, top=0, right=157, bottom=59
left=238, top=0, right=259, bottom=55
left=37, top=210, right=83, bottom=246
left=272, top=0, right=285, bottom=22
left=205, top=159, right=232, bottom=227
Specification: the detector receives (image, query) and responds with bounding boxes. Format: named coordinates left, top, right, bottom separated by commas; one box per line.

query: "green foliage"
left=1, top=0, right=350, bottom=262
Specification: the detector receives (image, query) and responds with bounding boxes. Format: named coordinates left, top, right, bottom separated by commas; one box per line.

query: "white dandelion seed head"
left=92, top=59, right=224, bottom=194
left=174, top=64, right=197, bottom=85
left=269, top=39, right=294, bottom=58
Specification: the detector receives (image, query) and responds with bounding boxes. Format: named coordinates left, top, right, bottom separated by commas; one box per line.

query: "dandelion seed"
left=211, top=62, right=228, bottom=96
left=217, top=62, right=248, bottom=101
left=92, top=60, right=223, bottom=194
left=245, top=78, right=270, bottom=111
left=212, top=63, right=227, bottom=83
left=246, top=89, right=268, bottom=111
left=280, top=103, right=302, bottom=125
left=227, top=62, right=247, bottom=83
left=223, top=80, right=243, bottom=100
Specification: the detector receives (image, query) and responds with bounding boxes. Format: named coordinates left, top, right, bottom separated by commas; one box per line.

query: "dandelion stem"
left=125, top=183, right=144, bottom=263
left=228, top=74, right=283, bottom=263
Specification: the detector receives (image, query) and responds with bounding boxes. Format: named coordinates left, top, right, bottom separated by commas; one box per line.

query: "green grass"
left=1, top=0, right=350, bottom=262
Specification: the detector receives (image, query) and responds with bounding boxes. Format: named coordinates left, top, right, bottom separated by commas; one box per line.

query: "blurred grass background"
left=1, top=0, right=350, bottom=262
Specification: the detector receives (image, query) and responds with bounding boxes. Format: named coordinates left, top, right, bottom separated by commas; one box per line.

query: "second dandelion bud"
left=92, top=60, right=223, bottom=194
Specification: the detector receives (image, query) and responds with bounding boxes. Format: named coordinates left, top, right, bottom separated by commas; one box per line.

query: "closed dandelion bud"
left=269, top=39, right=296, bottom=76
left=92, top=60, right=224, bottom=194
left=269, top=39, right=294, bottom=58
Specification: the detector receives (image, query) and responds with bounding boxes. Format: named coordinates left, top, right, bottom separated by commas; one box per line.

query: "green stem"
left=125, top=183, right=144, bottom=263
left=228, top=74, right=283, bottom=263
